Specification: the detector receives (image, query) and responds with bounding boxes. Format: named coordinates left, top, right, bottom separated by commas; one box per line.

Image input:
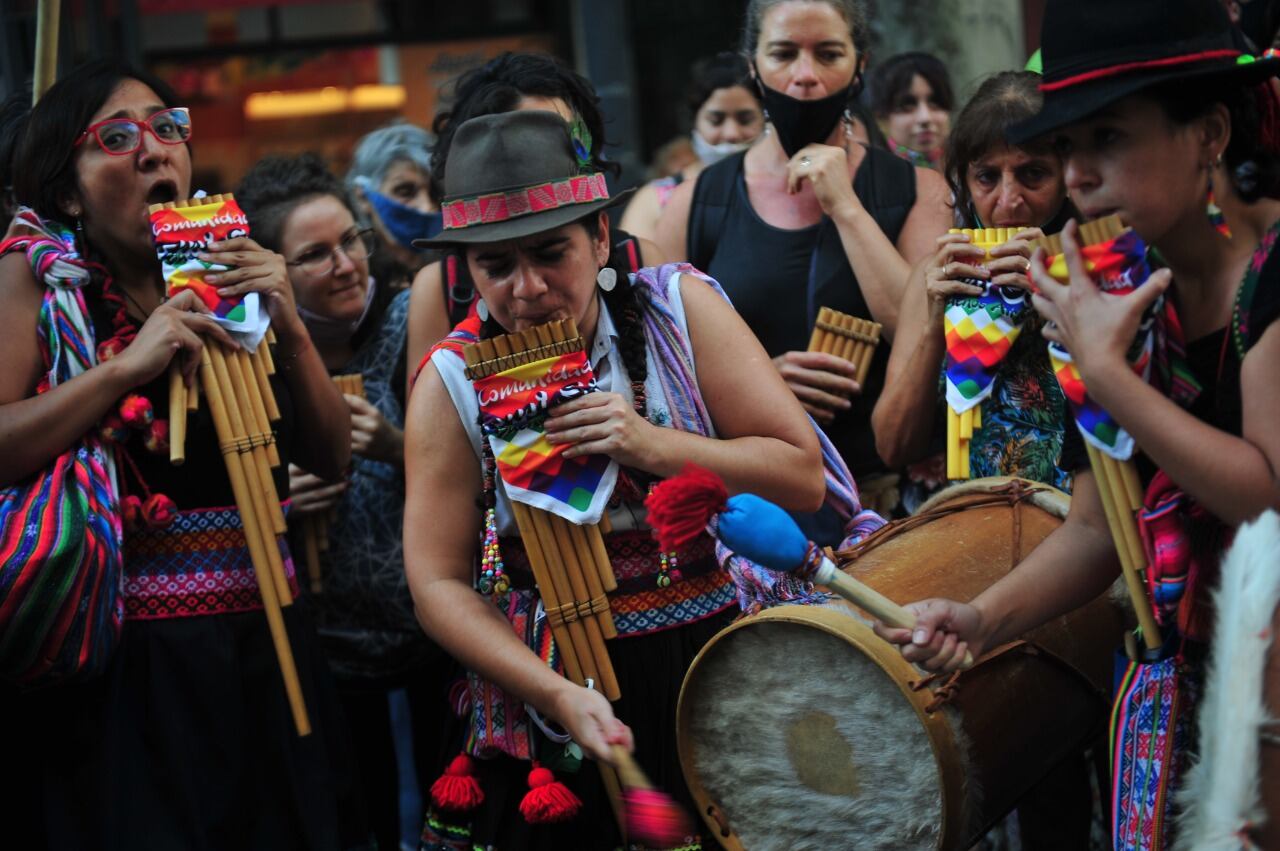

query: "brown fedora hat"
left=415, top=110, right=632, bottom=247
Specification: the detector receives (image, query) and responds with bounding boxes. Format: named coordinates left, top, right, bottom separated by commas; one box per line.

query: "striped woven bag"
left=0, top=210, right=124, bottom=686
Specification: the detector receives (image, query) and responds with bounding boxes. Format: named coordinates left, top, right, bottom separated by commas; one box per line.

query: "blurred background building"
left=1, top=0, right=1045, bottom=193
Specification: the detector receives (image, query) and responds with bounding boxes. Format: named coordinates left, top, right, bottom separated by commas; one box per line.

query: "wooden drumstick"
left=169, top=362, right=187, bottom=465
left=805, top=556, right=975, bottom=669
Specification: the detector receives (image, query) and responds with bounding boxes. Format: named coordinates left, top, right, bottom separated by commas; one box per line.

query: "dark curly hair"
left=1147, top=76, right=1280, bottom=203
left=13, top=60, right=182, bottom=228
left=430, top=52, right=617, bottom=201
left=234, top=152, right=352, bottom=253
left=740, top=0, right=869, bottom=62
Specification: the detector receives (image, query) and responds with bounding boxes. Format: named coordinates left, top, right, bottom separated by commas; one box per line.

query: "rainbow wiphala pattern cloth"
left=1044, top=230, right=1153, bottom=460
left=944, top=282, right=1032, bottom=415
left=473, top=350, right=618, bottom=524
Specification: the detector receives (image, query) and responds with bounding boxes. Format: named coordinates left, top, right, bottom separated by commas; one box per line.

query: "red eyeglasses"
left=75, top=107, right=193, bottom=156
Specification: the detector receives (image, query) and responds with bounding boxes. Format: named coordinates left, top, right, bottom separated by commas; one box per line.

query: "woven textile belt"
left=122, top=504, right=298, bottom=620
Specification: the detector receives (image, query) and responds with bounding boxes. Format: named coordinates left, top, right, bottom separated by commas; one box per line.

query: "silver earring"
left=596, top=266, right=617, bottom=292
left=476, top=298, right=489, bottom=321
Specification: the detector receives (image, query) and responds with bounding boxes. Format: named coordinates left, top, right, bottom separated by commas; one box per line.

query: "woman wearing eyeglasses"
left=0, top=62, right=366, bottom=848
left=237, top=152, right=456, bottom=851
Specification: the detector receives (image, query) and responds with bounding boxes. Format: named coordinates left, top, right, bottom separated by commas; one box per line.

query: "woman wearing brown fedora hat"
left=874, top=1, right=1280, bottom=847
left=404, top=109, right=881, bottom=850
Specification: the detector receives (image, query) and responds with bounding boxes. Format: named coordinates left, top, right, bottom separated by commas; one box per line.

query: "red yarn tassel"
left=430, top=753, right=485, bottom=813
left=518, top=764, right=581, bottom=824
left=644, top=463, right=728, bottom=552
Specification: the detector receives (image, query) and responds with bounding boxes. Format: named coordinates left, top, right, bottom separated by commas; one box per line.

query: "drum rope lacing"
left=835, top=481, right=1111, bottom=714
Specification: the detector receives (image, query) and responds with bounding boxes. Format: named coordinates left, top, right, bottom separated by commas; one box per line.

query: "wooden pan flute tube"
left=547, top=514, right=620, bottom=700
left=807, top=307, right=830, bottom=353
left=566, top=518, right=617, bottom=638
left=302, top=516, right=323, bottom=593
left=855, top=322, right=880, bottom=386
left=250, top=342, right=279, bottom=422
left=225, top=349, right=287, bottom=537
left=169, top=362, right=187, bottom=465
left=584, top=523, right=618, bottom=593
left=946, top=408, right=961, bottom=480
left=236, top=348, right=280, bottom=468
left=527, top=507, right=602, bottom=690
left=210, top=346, right=292, bottom=605
left=199, top=348, right=311, bottom=736
left=833, top=314, right=855, bottom=362
left=511, top=503, right=588, bottom=686
left=1085, top=443, right=1161, bottom=650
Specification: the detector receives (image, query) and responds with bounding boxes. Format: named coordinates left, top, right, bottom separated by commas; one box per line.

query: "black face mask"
left=757, top=76, right=860, bottom=158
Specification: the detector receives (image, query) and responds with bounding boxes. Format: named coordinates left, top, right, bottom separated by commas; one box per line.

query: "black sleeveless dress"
left=687, top=146, right=916, bottom=480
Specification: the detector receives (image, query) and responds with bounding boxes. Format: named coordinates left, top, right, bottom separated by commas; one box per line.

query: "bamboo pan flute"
left=807, top=306, right=882, bottom=387
left=1032, top=214, right=1162, bottom=652
left=154, top=195, right=309, bottom=735
left=942, top=227, right=1029, bottom=480
left=462, top=318, right=627, bottom=827
left=298, top=373, right=365, bottom=594
left=462, top=318, right=622, bottom=702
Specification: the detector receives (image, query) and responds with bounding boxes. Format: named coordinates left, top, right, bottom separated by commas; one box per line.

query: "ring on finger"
left=800, top=155, right=811, bottom=167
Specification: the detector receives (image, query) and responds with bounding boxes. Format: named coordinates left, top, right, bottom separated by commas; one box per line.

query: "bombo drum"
left=677, top=478, right=1121, bottom=850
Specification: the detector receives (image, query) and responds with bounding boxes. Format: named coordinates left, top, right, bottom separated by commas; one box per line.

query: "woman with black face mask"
left=657, top=0, right=951, bottom=522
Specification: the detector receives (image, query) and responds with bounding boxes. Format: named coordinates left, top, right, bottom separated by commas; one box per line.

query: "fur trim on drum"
left=1174, top=510, right=1280, bottom=849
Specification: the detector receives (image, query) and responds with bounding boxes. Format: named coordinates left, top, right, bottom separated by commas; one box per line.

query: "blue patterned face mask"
left=357, top=177, right=442, bottom=247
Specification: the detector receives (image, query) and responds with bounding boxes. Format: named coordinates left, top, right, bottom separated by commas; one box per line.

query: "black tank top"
left=687, top=146, right=917, bottom=476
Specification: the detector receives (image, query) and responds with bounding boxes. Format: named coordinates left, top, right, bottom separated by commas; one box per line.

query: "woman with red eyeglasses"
left=0, top=61, right=368, bottom=849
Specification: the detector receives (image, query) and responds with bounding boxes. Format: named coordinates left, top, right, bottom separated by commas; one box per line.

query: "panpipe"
left=1032, top=215, right=1163, bottom=651
left=943, top=227, right=1027, bottom=480
left=462, top=319, right=621, bottom=701
left=463, top=318, right=627, bottom=828
left=806, top=306, right=882, bottom=387
left=152, top=196, right=311, bottom=734
left=298, top=373, right=366, bottom=595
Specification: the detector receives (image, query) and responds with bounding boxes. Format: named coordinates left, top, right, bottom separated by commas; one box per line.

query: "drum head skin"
left=680, top=608, right=960, bottom=851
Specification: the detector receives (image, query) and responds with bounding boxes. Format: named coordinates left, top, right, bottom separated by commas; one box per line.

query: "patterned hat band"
left=442, top=173, right=610, bottom=231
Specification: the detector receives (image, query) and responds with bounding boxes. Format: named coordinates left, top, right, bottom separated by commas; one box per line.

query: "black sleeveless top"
left=687, top=146, right=917, bottom=477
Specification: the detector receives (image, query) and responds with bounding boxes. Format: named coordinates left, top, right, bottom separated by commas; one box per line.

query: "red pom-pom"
left=623, top=788, right=695, bottom=848
left=429, top=754, right=485, bottom=812
left=141, top=493, right=177, bottom=529
left=644, top=463, right=729, bottom=552
left=99, top=413, right=130, bottom=445
left=96, top=338, right=127, bottom=362
left=119, top=394, right=154, bottom=428
left=122, top=495, right=143, bottom=532
left=518, top=765, right=581, bottom=824
left=144, top=419, right=169, bottom=455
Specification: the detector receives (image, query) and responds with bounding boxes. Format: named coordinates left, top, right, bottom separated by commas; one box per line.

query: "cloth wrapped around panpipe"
left=807, top=306, right=882, bottom=387
left=942, top=227, right=1034, bottom=480
left=1032, top=216, right=1163, bottom=651
left=148, top=195, right=307, bottom=735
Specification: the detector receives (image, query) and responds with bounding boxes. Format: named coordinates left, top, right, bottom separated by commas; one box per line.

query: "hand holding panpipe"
left=298, top=373, right=366, bottom=594
left=807, top=306, right=882, bottom=387
left=943, top=227, right=1029, bottom=481
left=153, top=195, right=308, bottom=732
left=1031, top=215, right=1162, bottom=652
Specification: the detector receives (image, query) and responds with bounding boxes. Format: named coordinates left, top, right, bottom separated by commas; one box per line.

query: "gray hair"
left=740, top=0, right=870, bottom=61
left=344, top=122, right=435, bottom=225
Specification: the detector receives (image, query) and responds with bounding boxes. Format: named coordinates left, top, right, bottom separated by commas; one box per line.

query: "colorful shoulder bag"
left=0, top=210, right=124, bottom=687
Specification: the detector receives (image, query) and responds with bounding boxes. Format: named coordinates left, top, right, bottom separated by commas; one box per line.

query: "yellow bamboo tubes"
left=168, top=362, right=187, bottom=465
left=462, top=318, right=622, bottom=701
left=199, top=345, right=310, bottom=735
left=251, top=339, right=279, bottom=421
left=807, top=306, right=883, bottom=387
left=236, top=348, right=279, bottom=468
left=224, top=349, right=287, bottom=538
left=209, top=346, right=292, bottom=607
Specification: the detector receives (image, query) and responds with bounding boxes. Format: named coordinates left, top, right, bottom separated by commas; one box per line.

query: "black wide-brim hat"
left=415, top=110, right=632, bottom=247
left=1009, top=0, right=1280, bottom=145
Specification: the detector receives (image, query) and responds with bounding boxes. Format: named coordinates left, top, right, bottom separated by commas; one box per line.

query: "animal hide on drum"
left=1174, top=510, right=1280, bottom=850
left=682, top=609, right=977, bottom=851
